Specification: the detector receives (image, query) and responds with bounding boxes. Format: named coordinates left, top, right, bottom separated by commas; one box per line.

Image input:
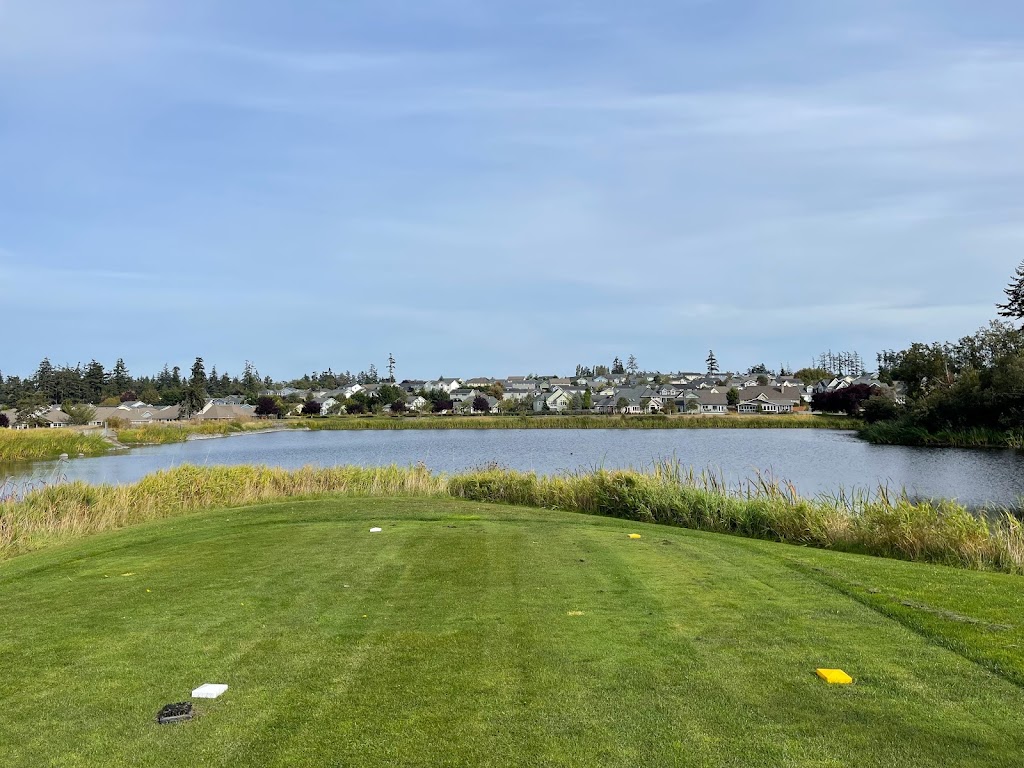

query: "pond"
left=4, top=428, right=1024, bottom=508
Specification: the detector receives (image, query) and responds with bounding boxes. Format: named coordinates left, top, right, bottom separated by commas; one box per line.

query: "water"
left=4, top=429, right=1024, bottom=508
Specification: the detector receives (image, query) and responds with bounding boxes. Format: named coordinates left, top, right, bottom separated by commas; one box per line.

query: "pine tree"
left=190, top=357, right=206, bottom=387
left=997, top=259, right=1024, bottom=325
left=111, top=358, right=131, bottom=395
left=626, top=354, right=638, bottom=375
left=387, top=353, right=396, bottom=383
left=706, top=350, right=719, bottom=376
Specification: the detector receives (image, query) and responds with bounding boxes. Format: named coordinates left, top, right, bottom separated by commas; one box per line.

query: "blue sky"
left=2, top=1, right=1023, bottom=381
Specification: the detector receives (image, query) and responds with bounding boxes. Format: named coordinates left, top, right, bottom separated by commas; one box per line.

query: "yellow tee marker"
left=628, top=533, right=642, bottom=539
left=816, top=668, right=853, bottom=684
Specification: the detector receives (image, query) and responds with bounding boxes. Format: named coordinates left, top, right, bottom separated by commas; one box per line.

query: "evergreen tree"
left=84, top=360, right=106, bottom=403
left=180, top=357, right=208, bottom=418
left=111, top=358, right=131, bottom=395
left=626, top=355, right=638, bottom=375
left=611, top=357, right=625, bottom=374
left=242, top=361, right=260, bottom=397
left=706, top=350, right=719, bottom=376
left=997, top=259, right=1024, bottom=325
left=35, top=358, right=57, bottom=402
left=190, top=357, right=206, bottom=387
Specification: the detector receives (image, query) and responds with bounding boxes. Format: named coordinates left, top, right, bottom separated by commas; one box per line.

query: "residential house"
left=456, top=395, right=498, bottom=414
left=197, top=403, right=257, bottom=421
left=737, top=392, right=794, bottom=414
left=424, top=378, right=462, bottom=394
left=677, top=391, right=728, bottom=414
left=39, top=408, right=72, bottom=428
left=533, top=388, right=572, bottom=412
left=739, top=386, right=805, bottom=407
left=91, top=404, right=181, bottom=426
left=450, top=388, right=482, bottom=404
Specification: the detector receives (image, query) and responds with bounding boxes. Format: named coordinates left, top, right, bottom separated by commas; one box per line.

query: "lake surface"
left=4, top=429, right=1024, bottom=508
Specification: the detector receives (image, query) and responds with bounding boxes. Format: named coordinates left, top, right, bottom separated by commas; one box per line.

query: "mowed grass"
left=1, top=498, right=1023, bottom=767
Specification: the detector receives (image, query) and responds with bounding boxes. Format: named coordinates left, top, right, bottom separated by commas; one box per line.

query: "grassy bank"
left=115, top=420, right=285, bottom=445
left=305, top=413, right=862, bottom=430
left=2, top=497, right=1024, bottom=766
left=0, top=414, right=860, bottom=462
left=3, top=463, right=1021, bottom=572
left=859, top=421, right=1024, bottom=449
left=0, top=429, right=111, bottom=463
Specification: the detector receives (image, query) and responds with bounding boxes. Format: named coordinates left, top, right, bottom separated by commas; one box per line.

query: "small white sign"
left=369, top=527, right=382, bottom=533
left=192, top=683, right=228, bottom=699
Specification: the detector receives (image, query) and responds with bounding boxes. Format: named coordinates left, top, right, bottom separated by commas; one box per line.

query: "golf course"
left=2, top=494, right=1023, bottom=766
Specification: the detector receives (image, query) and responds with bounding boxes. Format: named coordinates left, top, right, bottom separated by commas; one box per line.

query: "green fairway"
left=1, top=498, right=1022, bottom=767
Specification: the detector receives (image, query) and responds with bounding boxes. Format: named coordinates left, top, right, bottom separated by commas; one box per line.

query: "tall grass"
left=0, top=464, right=445, bottom=558
left=2, top=462, right=1022, bottom=573
left=0, top=429, right=111, bottom=463
left=115, top=420, right=284, bottom=445
left=860, top=421, right=1024, bottom=449
left=0, top=415, right=859, bottom=464
left=448, top=463, right=1024, bottom=573
left=305, top=414, right=861, bottom=430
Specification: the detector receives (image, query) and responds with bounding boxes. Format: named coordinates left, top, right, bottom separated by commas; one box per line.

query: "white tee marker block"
left=192, top=683, right=228, bottom=699
left=369, top=527, right=382, bottom=533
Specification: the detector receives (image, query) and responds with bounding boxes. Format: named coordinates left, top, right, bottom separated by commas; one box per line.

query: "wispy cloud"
left=2, top=1, right=1023, bottom=375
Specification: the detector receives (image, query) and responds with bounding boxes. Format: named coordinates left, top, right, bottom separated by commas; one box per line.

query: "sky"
left=2, top=0, right=1024, bottom=381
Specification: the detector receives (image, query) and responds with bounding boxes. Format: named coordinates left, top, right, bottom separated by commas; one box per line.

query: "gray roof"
left=681, top=391, right=728, bottom=405
left=738, top=386, right=802, bottom=403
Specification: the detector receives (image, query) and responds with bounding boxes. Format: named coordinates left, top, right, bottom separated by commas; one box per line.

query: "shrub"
left=861, top=395, right=900, bottom=423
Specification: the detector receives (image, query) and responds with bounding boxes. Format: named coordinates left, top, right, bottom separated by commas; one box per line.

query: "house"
left=424, top=378, right=461, bottom=394
left=533, top=388, right=572, bottom=412
left=456, top=395, right=498, bottom=414
left=39, top=408, right=72, bottom=428
left=677, top=391, right=728, bottom=414
left=211, top=395, right=247, bottom=406
left=314, top=396, right=338, bottom=414
left=197, top=403, right=257, bottom=421
left=601, top=387, right=660, bottom=414
left=739, top=386, right=805, bottom=407
left=91, top=404, right=181, bottom=426
left=450, top=388, right=482, bottom=404
left=737, top=393, right=794, bottom=414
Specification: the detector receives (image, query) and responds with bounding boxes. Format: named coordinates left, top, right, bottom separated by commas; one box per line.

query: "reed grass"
left=114, top=420, right=283, bottom=445
left=0, top=429, right=111, bottom=463
left=2, top=461, right=1021, bottom=573
left=305, top=413, right=861, bottom=430
left=1, top=414, right=859, bottom=463
left=447, top=463, right=1024, bottom=573
left=0, top=464, right=445, bottom=558
left=859, top=421, right=1024, bottom=448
